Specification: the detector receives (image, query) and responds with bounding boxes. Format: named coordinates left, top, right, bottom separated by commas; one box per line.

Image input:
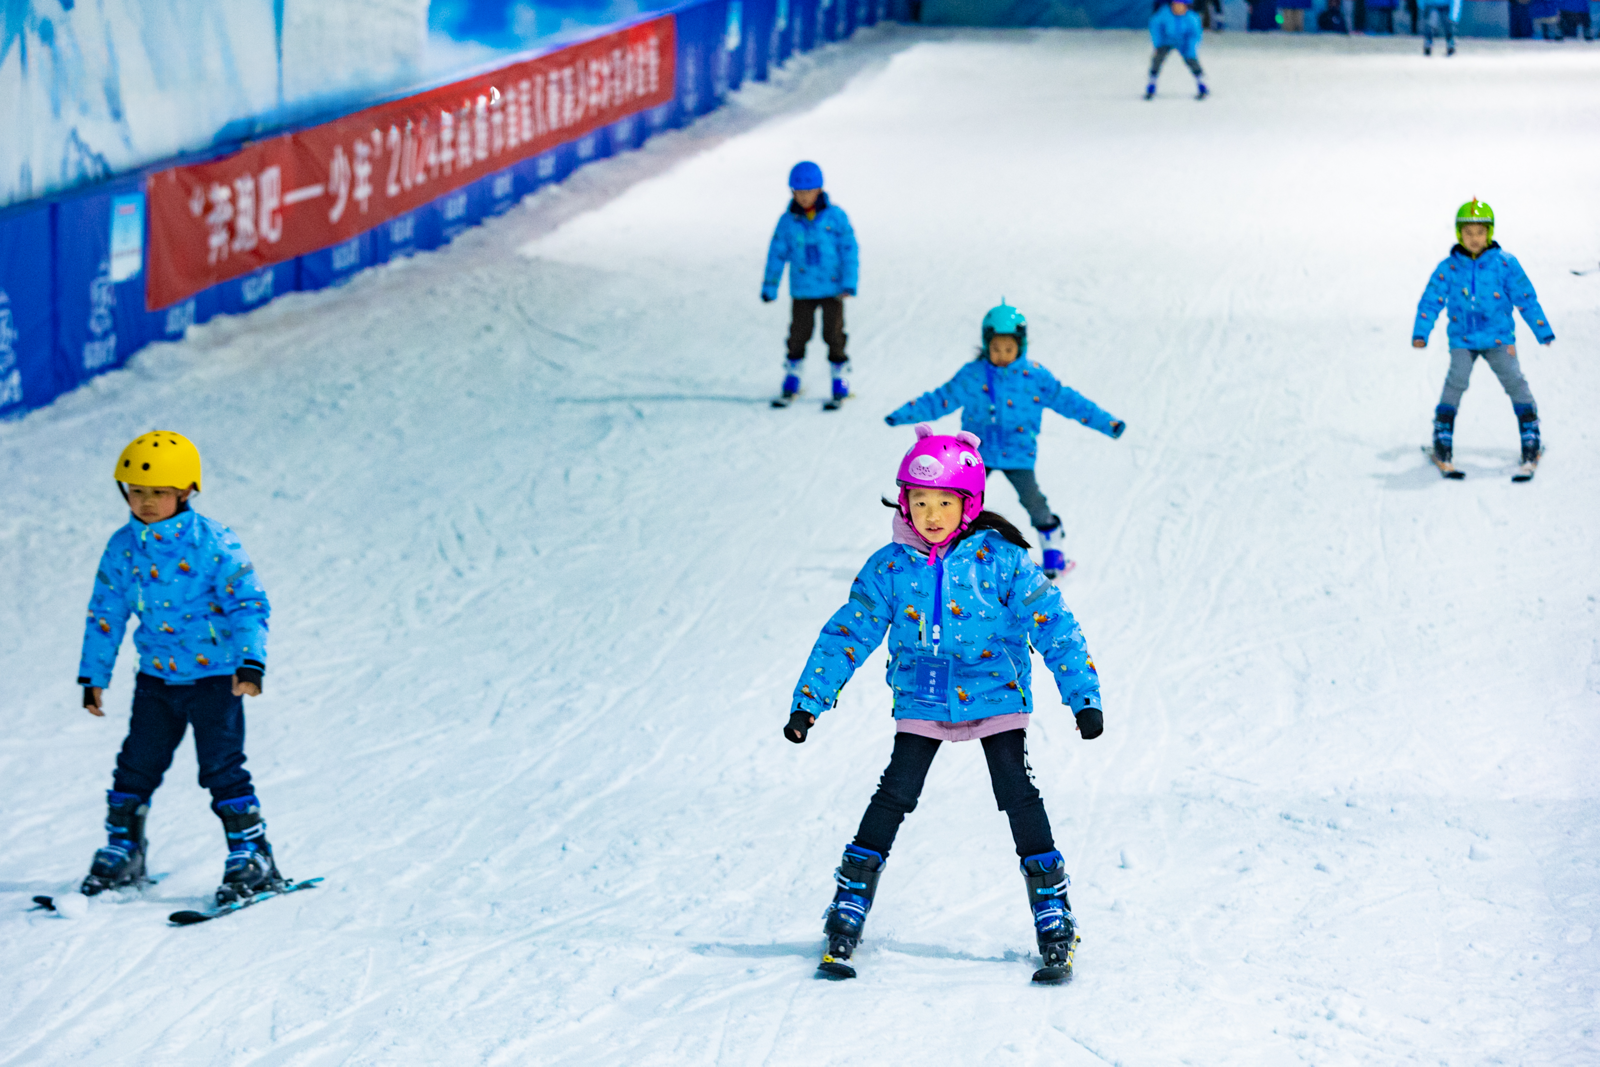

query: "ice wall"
left=0, top=0, right=428, bottom=209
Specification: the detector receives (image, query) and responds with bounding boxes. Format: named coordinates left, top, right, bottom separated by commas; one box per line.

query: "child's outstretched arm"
left=1014, top=565, right=1103, bottom=738
left=786, top=557, right=895, bottom=740
left=77, top=539, right=134, bottom=714
left=884, top=365, right=976, bottom=427
left=1505, top=256, right=1555, bottom=344
left=1042, top=370, right=1125, bottom=438
left=761, top=221, right=790, bottom=302
left=210, top=533, right=271, bottom=695
left=1412, top=261, right=1451, bottom=346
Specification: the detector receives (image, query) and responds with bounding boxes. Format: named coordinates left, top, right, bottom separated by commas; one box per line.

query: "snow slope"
left=3, top=27, right=1599, bottom=1067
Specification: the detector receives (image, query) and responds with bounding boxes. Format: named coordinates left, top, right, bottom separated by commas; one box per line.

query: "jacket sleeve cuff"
left=1067, top=691, right=1101, bottom=713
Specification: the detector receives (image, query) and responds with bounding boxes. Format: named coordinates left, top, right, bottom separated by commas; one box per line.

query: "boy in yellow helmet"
left=77, top=431, right=282, bottom=904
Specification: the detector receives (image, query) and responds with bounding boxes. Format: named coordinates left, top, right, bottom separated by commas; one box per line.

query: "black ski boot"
left=1022, top=851, right=1080, bottom=984
left=1432, top=404, right=1457, bottom=464
left=214, top=795, right=283, bottom=906
left=81, top=791, right=149, bottom=895
left=1515, top=403, right=1541, bottom=464
left=817, top=844, right=885, bottom=979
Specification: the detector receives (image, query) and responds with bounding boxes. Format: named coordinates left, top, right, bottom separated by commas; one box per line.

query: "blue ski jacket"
left=885, top=356, right=1122, bottom=471
left=1149, top=5, right=1202, bottom=57
left=791, top=529, right=1101, bottom=723
left=77, top=509, right=270, bottom=687
left=761, top=193, right=859, bottom=301
left=1413, top=243, right=1553, bottom=350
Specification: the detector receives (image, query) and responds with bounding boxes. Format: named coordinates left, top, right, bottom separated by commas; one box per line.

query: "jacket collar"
left=130, top=508, right=195, bottom=546
left=789, top=191, right=830, bottom=217
left=1452, top=240, right=1500, bottom=261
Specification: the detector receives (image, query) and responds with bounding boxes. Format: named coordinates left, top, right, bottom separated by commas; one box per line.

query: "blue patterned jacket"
left=77, top=509, right=269, bottom=687
left=791, top=529, right=1101, bottom=723
left=1413, top=243, right=1553, bottom=350
left=886, top=356, right=1122, bottom=470
left=761, top=194, right=859, bottom=301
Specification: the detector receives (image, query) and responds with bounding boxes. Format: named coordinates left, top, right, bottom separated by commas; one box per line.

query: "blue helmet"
left=788, top=160, right=824, bottom=190
left=981, top=301, right=1028, bottom=356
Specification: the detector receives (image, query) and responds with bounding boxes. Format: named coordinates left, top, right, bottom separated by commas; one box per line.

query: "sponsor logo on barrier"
left=83, top=261, right=118, bottom=371
left=146, top=15, right=676, bottom=311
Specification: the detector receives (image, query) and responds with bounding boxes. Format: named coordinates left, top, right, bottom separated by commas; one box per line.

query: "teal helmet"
left=981, top=301, right=1027, bottom=356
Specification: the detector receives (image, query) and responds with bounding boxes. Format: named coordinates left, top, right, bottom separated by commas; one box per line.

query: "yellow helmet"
left=114, top=431, right=202, bottom=491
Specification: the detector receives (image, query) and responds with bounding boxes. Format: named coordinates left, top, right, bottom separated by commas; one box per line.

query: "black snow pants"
left=788, top=297, right=848, bottom=364
left=853, top=730, right=1055, bottom=860
left=1150, top=46, right=1204, bottom=79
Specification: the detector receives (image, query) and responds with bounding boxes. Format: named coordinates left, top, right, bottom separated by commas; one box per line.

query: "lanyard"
left=930, top=554, right=944, bottom=652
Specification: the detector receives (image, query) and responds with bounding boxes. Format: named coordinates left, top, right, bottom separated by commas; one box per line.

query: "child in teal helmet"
left=885, top=302, right=1126, bottom=577
left=762, top=161, right=859, bottom=409
left=1413, top=199, right=1552, bottom=473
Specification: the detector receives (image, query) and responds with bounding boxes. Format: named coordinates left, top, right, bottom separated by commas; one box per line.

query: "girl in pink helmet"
left=783, top=424, right=1105, bottom=985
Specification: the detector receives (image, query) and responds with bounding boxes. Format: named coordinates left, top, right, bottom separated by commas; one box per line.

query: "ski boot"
left=1143, top=81, right=1156, bottom=100
left=214, top=795, right=283, bottom=906
left=1431, top=404, right=1456, bottom=465
left=824, top=360, right=851, bottom=411
left=1021, top=851, right=1080, bottom=984
left=817, top=844, right=884, bottom=979
left=771, top=358, right=803, bottom=408
left=81, top=791, right=149, bottom=895
left=1515, top=403, right=1540, bottom=464
left=1035, top=515, right=1070, bottom=579
left=1446, top=41, right=1456, bottom=55
left=1196, top=81, right=1209, bottom=100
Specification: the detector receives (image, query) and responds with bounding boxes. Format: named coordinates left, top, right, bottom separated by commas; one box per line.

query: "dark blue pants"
left=854, top=729, right=1055, bottom=860
left=112, top=673, right=254, bottom=806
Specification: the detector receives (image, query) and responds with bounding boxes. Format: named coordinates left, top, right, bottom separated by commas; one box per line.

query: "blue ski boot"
left=818, top=844, right=884, bottom=979
left=772, top=359, right=803, bottom=408
left=214, top=795, right=283, bottom=906
left=1144, top=81, right=1157, bottom=99
left=824, top=360, right=851, bottom=410
left=1035, top=515, right=1070, bottom=578
left=81, top=791, right=149, bottom=895
left=1022, top=851, right=1079, bottom=984
left=1196, top=81, right=1209, bottom=100
left=1432, top=404, right=1457, bottom=464
left=1515, top=403, right=1540, bottom=464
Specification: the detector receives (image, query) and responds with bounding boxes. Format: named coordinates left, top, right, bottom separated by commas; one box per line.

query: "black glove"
left=784, top=710, right=814, bottom=744
left=1110, top=420, right=1126, bottom=439
left=235, top=661, right=265, bottom=692
left=1076, top=707, right=1103, bottom=740
left=761, top=293, right=775, bottom=303
left=883, top=415, right=896, bottom=426
left=82, top=685, right=98, bottom=709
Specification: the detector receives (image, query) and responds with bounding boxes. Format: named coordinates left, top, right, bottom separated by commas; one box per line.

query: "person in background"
left=1557, top=0, right=1593, bottom=37
left=1367, top=0, right=1397, bottom=32
left=1420, top=0, right=1459, bottom=52
left=1279, top=0, right=1310, bottom=31
left=1145, top=0, right=1210, bottom=99
left=1405, top=0, right=1420, bottom=32
left=1317, top=0, right=1351, bottom=30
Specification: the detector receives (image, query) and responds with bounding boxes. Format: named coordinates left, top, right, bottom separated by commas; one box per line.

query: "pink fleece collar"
left=892, top=512, right=960, bottom=563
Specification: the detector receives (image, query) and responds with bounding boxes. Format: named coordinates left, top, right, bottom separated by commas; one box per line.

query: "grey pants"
left=990, top=468, right=1054, bottom=529
left=1440, top=346, right=1535, bottom=409
left=1150, top=47, right=1203, bottom=79
left=1421, top=6, right=1454, bottom=46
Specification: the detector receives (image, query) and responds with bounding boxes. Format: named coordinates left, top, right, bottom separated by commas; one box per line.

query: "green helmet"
left=1456, top=198, right=1494, bottom=241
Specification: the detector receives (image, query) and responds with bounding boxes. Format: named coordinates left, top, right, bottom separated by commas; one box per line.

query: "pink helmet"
left=896, top=424, right=986, bottom=539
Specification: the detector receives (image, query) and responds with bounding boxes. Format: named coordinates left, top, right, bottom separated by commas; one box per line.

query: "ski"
left=1044, top=560, right=1077, bottom=581
left=168, top=876, right=323, bottom=926
left=822, top=392, right=851, bottom=412
left=1031, top=932, right=1081, bottom=985
left=33, top=873, right=166, bottom=912
left=1570, top=263, right=1599, bottom=276
left=771, top=394, right=797, bottom=409
left=31, top=896, right=56, bottom=912
left=815, top=934, right=859, bottom=980
left=1512, top=450, right=1541, bottom=482
left=1422, top=445, right=1465, bottom=479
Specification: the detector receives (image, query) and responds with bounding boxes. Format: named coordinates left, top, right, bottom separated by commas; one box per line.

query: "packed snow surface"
left=3, top=27, right=1598, bottom=1067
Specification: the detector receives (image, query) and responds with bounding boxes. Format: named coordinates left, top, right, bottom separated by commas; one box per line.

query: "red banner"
left=146, top=15, right=675, bottom=310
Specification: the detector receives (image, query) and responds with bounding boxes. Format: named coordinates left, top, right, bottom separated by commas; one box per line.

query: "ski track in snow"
left=3, top=26, right=1599, bottom=1067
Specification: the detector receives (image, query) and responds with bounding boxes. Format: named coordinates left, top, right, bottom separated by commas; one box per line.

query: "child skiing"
left=1413, top=199, right=1553, bottom=480
left=761, top=160, right=860, bottom=410
left=884, top=302, right=1125, bottom=578
left=1420, top=0, right=1460, bottom=53
left=782, top=424, right=1105, bottom=984
left=77, top=431, right=285, bottom=906
left=1146, top=0, right=1208, bottom=100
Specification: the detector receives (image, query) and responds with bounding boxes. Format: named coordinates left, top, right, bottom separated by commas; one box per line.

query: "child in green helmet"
left=1412, top=199, right=1553, bottom=478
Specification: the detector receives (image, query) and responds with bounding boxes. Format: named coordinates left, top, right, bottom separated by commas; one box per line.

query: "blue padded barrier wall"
left=0, top=0, right=880, bottom=420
